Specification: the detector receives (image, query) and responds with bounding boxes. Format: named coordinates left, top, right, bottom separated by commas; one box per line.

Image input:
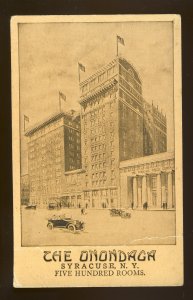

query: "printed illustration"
left=19, top=21, right=176, bottom=246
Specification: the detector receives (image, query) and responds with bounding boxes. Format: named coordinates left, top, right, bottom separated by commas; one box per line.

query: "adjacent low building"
left=24, top=110, right=81, bottom=207
left=120, top=152, right=175, bottom=210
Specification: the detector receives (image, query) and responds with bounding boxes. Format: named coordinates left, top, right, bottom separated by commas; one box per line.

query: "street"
left=21, top=207, right=176, bottom=246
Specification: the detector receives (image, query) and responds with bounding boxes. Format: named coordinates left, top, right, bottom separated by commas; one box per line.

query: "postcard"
left=11, top=14, right=183, bottom=287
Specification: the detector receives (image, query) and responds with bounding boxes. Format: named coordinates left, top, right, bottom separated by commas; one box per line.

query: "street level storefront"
left=59, top=193, right=84, bottom=208
left=83, top=187, right=119, bottom=209
left=120, top=152, right=175, bottom=210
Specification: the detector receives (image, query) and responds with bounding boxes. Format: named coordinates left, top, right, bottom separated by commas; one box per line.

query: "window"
left=152, top=176, right=157, bottom=189
left=90, top=78, right=96, bottom=89
left=98, top=72, right=105, bottom=82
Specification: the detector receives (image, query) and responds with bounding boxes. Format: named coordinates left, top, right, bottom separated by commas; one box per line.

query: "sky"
left=19, top=21, right=174, bottom=174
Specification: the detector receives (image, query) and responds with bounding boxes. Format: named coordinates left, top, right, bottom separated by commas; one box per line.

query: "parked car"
left=110, top=208, right=131, bottom=218
left=120, top=210, right=131, bottom=218
left=47, top=215, right=85, bottom=233
left=25, top=204, right=36, bottom=210
left=110, top=208, right=121, bottom=216
left=47, top=202, right=60, bottom=210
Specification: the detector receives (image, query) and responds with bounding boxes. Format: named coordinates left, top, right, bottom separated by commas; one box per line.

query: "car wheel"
left=47, top=222, right=53, bottom=230
left=68, top=224, right=76, bottom=233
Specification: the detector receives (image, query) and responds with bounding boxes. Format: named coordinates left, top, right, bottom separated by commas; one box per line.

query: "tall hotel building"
left=24, top=56, right=173, bottom=209
left=79, top=56, right=167, bottom=208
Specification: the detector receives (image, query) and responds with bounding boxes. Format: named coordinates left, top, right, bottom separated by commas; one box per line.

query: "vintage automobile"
left=47, top=215, right=85, bottom=232
left=110, top=208, right=121, bottom=216
left=120, top=210, right=131, bottom=218
left=25, top=204, right=37, bottom=210
left=110, top=208, right=131, bottom=218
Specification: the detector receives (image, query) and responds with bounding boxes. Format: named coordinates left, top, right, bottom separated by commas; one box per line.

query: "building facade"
left=79, top=56, right=168, bottom=209
left=21, top=174, right=30, bottom=205
left=23, top=56, right=175, bottom=210
left=25, top=111, right=81, bottom=206
left=120, top=152, right=175, bottom=209
left=80, top=59, right=120, bottom=208
left=143, top=101, right=167, bottom=156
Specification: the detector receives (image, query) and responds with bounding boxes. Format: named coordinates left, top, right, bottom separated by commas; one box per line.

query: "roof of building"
left=120, top=151, right=174, bottom=169
left=25, top=110, right=80, bottom=137
left=79, top=56, right=142, bottom=87
left=80, top=58, right=118, bottom=87
left=119, top=57, right=142, bottom=84
left=79, top=78, right=118, bottom=105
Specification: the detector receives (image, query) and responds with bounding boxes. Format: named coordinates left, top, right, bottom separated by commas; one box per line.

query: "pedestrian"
left=143, top=202, right=148, bottom=210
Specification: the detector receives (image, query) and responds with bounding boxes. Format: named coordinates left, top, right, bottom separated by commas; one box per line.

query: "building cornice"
left=64, top=169, right=86, bottom=175
left=79, top=58, right=118, bottom=87
left=25, top=111, right=80, bottom=137
left=119, top=152, right=174, bottom=169
left=79, top=78, right=118, bottom=106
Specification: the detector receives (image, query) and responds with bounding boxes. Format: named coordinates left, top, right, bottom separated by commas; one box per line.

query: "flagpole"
left=24, top=115, right=25, bottom=132
left=116, top=35, right=118, bottom=56
left=78, top=63, right=80, bottom=83
left=59, top=92, right=61, bottom=112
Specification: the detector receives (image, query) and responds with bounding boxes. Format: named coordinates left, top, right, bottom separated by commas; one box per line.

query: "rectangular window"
left=98, top=72, right=105, bottom=82
left=90, top=78, right=96, bottom=89
left=152, top=176, right=157, bottom=189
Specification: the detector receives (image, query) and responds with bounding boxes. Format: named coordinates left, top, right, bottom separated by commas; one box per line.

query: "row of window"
left=30, top=120, right=62, bottom=139
left=92, top=171, right=107, bottom=180
left=91, top=161, right=106, bottom=169
left=64, top=119, right=80, bottom=130
left=69, top=143, right=81, bottom=150
left=83, top=99, right=116, bottom=121
left=84, top=188, right=117, bottom=198
left=92, top=170, right=115, bottom=179
left=152, top=107, right=166, bottom=122
left=82, top=92, right=116, bottom=114
left=154, top=118, right=167, bottom=133
left=81, top=65, right=116, bottom=94
left=65, top=174, right=82, bottom=184
left=119, top=89, right=143, bottom=113
left=119, top=65, right=142, bottom=94
left=92, top=179, right=107, bottom=187
left=67, top=127, right=81, bottom=135
left=68, top=135, right=81, bottom=144
left=119, top=77, right=143, bottom=103
left=30, top=124, right=63, bottom=141
left=89, top=158, right=115, bottom=171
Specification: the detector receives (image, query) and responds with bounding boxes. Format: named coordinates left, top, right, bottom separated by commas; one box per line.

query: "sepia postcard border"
left=11, top=15, right=183, bottom=287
